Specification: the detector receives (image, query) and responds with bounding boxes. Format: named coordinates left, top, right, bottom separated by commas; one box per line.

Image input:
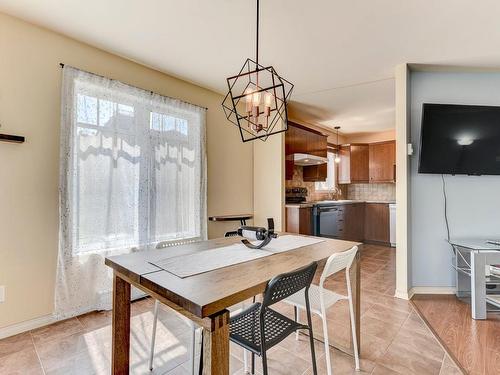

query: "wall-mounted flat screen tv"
left=419, top=103, right=500, bottom=175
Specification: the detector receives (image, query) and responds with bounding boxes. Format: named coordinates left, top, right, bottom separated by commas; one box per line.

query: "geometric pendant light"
left=222, top=0, right=294, bottom=142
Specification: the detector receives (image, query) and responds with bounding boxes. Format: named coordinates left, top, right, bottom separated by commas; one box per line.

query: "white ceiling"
left=3, top=0, right=500, bottom=134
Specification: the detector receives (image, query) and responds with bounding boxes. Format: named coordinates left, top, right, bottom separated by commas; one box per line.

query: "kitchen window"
left=315, top=151, right=337, bottom=191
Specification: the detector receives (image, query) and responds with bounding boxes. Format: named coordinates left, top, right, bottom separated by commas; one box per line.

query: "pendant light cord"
left=256, top=0, right=259, bottom=66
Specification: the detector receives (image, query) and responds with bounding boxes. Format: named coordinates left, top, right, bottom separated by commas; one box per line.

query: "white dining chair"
left=149, top=234, right=254, bottom=374
left=282, top=246, right=360, bottom=375
left=149, top=299, right=252, bottom=374
left=149, top=300, right=201, bottom=373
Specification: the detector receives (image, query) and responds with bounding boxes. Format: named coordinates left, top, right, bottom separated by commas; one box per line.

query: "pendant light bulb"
left=245, top=88, right=253, bottom=113
left=264, top=92, right=272, bottom=117
left=252, top=91, right=261, bottom=106
left=264, top=92, right=273, bottom=107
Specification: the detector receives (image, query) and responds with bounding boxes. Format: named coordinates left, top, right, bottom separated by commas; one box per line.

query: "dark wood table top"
left=105, top=234, right=360, bottom=318
left=208, top=214, right=253, bottom=222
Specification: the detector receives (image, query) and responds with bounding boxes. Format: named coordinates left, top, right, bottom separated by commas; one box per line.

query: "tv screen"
left=419, top=103, right=500, bottom=175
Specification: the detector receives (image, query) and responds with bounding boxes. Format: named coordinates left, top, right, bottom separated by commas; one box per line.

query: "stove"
left=285, top=187, right=308, bottom=204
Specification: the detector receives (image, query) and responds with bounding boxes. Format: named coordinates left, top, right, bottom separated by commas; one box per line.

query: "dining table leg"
left=202, top=309, right=230, bottom=375
left=112, top=272, right=131, bottom=375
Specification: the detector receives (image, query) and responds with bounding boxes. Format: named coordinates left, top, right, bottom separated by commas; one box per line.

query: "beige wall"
left=253, top=133, right=285, bottom=231
left=0, top=13, right=253, bottom=328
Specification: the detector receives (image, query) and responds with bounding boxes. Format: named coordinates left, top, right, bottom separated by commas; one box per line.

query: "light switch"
left=407, top=143, right=414, bottom=156
left=0, top=286, right=5, bottom=303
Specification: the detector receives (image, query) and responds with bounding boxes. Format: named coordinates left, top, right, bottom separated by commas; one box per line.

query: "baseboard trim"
left=409, top=287, right=456, bottom=297
left=0, top=314, right=56, bottom=340
left=394, top=289, right=411, bottom=300
left=0, top=291, right=149, bottom=340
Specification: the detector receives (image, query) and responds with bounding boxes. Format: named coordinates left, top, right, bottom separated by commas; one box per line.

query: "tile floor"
left=0, top=244, right=462, bottom=374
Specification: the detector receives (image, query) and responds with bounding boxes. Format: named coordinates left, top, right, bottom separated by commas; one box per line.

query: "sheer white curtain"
left=56, top=66, right=206, bottom=318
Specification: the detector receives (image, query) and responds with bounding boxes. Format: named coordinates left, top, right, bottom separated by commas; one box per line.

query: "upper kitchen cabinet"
left=369, top=140, right=396, bottom=183
left=285, top=122, right=328, bottom=181
left=338, top=144, right=369, bottom=184
left=302, top=162, right=327, bottom=181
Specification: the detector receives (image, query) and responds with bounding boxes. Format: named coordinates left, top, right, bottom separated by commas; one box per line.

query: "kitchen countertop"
left=284, top=203, right=314, bottom=208
left=285, top=200, right=395, bottom=208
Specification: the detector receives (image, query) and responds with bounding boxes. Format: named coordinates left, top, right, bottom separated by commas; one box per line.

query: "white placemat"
left=149, top=235, right=325, bottom=278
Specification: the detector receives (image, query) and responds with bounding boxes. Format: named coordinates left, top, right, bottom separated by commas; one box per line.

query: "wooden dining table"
left=105, top=234, right=361, bottom=375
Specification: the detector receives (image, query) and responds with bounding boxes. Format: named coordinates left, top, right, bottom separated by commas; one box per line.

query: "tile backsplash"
left=346, top=183, right=395, bottom=201
left=286, top=165, right=395, bottom=202
left=285, top=166, right=347, bottom=201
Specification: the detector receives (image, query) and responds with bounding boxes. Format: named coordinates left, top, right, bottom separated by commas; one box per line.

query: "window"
left=61, top=70, right=206, bottom=255
left=315, top=151, right=337, bottom=191
left=56, top=66, right=206, bottom=318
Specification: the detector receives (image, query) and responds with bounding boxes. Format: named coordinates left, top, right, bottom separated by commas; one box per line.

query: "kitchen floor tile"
left=0, top=332, right=34, bottom=359
left=0, top=244, right=463, bottom=375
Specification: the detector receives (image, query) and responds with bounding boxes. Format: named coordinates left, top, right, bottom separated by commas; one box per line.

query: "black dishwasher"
left=313, top=204, right=343, bottom=238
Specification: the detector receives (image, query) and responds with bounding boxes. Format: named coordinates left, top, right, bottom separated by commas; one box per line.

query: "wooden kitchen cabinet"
left=285, top=122, right=328, bottom=181
left=303, top=163, right=327, bottom=182
left=342, top=203, right=365, bottom=242
left=338, top=146, right=350, bottom=184
left=369, top=140, right=396, bottom=183
left=315, top=202, right=365, bottom=241
left=364, top=203, right=390, bottom=244
left=338, top=144, right=369, bottom=184
left=285, top=159, right=295, bottom=180
left=285, top=206, right=313, bottom=235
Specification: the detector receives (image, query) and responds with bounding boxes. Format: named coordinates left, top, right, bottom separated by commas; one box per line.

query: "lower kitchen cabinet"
left=364, top=203, right=390, bottom=244
left=342, top=203, right=365, bottom=242
left=286, top=202, right=391, bottom=244
left=285, top=206, right=313, bottom=235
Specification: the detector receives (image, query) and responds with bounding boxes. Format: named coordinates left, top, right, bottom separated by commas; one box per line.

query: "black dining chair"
left=229, top=262, right=319, bottom=375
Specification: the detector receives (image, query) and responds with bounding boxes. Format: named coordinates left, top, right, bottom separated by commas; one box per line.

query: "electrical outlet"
left=0, top=286, right=5, bottom=303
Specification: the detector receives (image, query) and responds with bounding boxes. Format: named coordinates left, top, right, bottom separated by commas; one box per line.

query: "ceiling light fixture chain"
left=256, top=0, right=259, bottom=67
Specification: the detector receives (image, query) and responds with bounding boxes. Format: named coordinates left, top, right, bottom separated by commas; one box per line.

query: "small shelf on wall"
left=0, top=133, right=25, bottom=143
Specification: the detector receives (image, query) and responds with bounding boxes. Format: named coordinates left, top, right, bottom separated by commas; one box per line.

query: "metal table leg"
left=455, top=247, right=471, bottom=298
left=471, top=251, right=487, bottom=319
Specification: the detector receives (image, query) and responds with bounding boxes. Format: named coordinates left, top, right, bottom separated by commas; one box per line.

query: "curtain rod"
left=59, top=63, right=208, bottom=111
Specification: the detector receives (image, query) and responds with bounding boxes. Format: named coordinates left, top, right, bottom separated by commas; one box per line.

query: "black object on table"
left=208, top=214, right=253, bottom=226
left=238, top=218, right=278, bottom=249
